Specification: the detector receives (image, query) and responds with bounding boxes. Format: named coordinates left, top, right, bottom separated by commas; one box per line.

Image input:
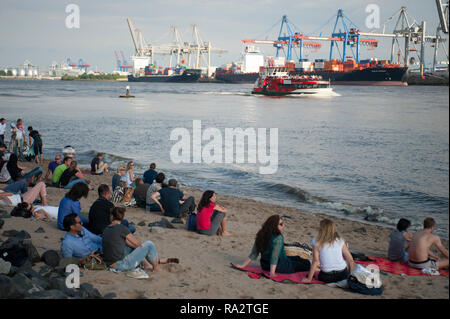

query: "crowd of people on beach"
left=0, top=115, right=448, bottom=285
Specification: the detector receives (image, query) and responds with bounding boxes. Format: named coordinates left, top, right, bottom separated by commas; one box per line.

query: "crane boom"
left=127, top=18, right=139, bottom=54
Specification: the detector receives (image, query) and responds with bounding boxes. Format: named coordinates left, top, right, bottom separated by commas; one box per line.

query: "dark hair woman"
left=388, top=218, right=413, bottom=262
left=196, top=190, right=230, bottom=236
left=57, top=182, right=90, bottom=230
left=6, top=153, right=43, bottom=182
left=234, top=215, right=310, bottom=277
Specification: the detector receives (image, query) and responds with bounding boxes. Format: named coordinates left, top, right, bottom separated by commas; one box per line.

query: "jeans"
left=261, top=256, right=311, bottom=274
left=21, top=166, right=43, bottom=180
left=63, top=178, right=89, bottom=189
left=318, top=267, right=350, bottom=283
left=13, top=139, right=24, bottom=161
left=113, top=241, right=158, bottom=272
left=146, top=203, right=161, bottom=212
left=4, top=179, right=28, bottom=194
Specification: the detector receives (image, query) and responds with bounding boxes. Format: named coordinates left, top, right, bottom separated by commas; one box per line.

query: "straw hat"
left=284, top=245, right=312, bottom=260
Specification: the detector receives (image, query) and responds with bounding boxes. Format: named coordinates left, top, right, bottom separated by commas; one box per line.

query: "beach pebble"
left=353, top=227, right=367, bottom=233
left=160, top=218, right=176, bottom=229
left=137, top=221, right=146, bottom=227
left=2, top=229, right=19, bottom=237
left=34, top=227, right=45, bottom=233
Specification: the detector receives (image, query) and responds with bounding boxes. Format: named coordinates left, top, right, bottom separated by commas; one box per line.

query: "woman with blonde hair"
left=303, top=219, right=355, bottom=283
left=121, top=161, right=136, bottom=187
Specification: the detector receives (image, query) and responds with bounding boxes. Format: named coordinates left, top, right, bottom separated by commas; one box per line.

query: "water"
left=0, top=79, right=448, bottom=237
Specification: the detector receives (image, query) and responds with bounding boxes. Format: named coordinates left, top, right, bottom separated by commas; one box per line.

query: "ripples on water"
left=0, top=79, right=448, bottom=237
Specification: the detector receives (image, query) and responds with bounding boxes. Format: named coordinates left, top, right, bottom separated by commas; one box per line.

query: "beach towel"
left=231, top=263, right=323, bottom=284
left=355, top=256, right=449, bottom=276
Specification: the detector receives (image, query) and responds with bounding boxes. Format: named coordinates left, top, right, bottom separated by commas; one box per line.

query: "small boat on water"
left=119, top=95, right=135, bottom=98
left=252, top=64, right=333, bottom=96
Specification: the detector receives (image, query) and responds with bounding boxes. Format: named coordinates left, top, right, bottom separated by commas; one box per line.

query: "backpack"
left=78, top=254, right=107, bottom=270
left=187, top=213, right=197, bottom=231
left=10, top=205, right=33, bottom=218
left=348, top=265, right=383, bottom=296
left=348, top=275, right=383, bottom=295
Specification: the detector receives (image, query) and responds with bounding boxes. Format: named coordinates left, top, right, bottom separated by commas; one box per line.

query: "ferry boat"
left=252, top=65, right=332, bottom=96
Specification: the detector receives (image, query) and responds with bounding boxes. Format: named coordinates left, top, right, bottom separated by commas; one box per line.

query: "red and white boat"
left=252, top=65, right=333, bottom=96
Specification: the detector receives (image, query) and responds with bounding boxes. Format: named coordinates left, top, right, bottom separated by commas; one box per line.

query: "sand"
left=0, top=160, right=448, bottom=299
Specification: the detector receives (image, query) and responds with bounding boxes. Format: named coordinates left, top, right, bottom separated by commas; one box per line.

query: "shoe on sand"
left=126, top=268, right=149, bottom=279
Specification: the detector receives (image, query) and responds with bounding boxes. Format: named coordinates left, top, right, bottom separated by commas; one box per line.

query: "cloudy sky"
left=0, top=0, right=447, bottom=72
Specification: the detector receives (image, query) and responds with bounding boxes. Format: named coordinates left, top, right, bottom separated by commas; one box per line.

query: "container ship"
left=128, top=65, right=202, bottom=82
left=214, top=46, right=264, bottom=83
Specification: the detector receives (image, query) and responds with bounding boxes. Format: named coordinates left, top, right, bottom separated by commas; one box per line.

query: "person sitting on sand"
left=235, top=215, right=311, bottom=277
left=61, top=213, right=103, bottom=259
left=27, top=126, right=43, bottom=164
left=102, top=207, right=179, bottom=278
left=408, top=218, right=449, bottom=270
left=146, top=172, right=165, bottom=212
left=121, top=161, right=136, bottom=187
left=0, top=181, right=48, bottom=207
left=52, top=156, right=72, bottom=186
left=143, top=163, right=157, bottom=185
left=44, top=155, right=62, bottom=181
left=57, top=182, right=90, bottom=230
left=91, top=153, right=109, bottom=175
left=6, top=153, right=43, bottom=182
left=196, top=190, right=231, bottom=236
left=58, top=160, right=92, bottom=189
left=88, top=184, right=135, bottom=235
left=303, top=219, right=355, bottom=283
left=112, top=167, right=125, bottom=191
left=133, top=178, right=149, bottom=208
left=388, top=218, right=413, bottom=262
left=150, top=179, right=195, bottom=218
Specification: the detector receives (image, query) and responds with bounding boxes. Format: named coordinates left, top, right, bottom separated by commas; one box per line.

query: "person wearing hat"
left=150, top=179, right=195, bottom=218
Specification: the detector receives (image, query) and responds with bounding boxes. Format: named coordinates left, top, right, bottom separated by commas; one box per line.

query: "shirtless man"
left=408, top=218, right=449, bottom=270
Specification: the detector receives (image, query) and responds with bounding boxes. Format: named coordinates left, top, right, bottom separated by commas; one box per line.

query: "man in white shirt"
left=0, top=118, right=6, bottom=144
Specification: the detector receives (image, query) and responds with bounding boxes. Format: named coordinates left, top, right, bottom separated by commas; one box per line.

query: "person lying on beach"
left=143, top=163, right=157, bottom=185
left=302, top=219, right=355, bottom=283
left=151, top=179, right=195, bottom=218
left=27, top=126, right=43, bottom=164
left=0, top=181, right=48, bottom=207
left=44, top=155, right=62, bottom=181
left=196, top=190, right=231, bottom=236
left=88, top=184, right=135, bottom=235
left=32, top=205, right=59, bottom=220
left=133, top=178, right=149, bottom=208
left=102, top=207, right=179, bottom=275
left=57, top=182, right=90, bottom=231
left=91, top=153, right=109, bottom=175
left=58, top=160, right=92, bottom=190
left=6, top=153, right=43, bottom=182
left=120, top=161, right=136, bottom=187
left=235, top=215, right=310, bottom=277
left=408, top=218, right=449, bottom=270
left=388, top=218, right=413, bottom=262
left=61, top=213, right=103, bottom=259
left=52, top=156, right=72, bottom=186
left=112, top=167, right=126, bottom=191
left=146, top=172, right=165, bottom=212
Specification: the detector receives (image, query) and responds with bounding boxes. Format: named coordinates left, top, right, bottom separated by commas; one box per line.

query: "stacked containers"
left=314, top=59, right=325, bottom=70
left=343, top=59, right=357, bottom=72
left=295, top=59, right=314, bottom=72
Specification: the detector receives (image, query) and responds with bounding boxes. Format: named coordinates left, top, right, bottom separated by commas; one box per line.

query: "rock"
left=353, top=227, right=367, bottom=233
left=38, top=265, right=54, bottom=278
left=0, top=258, right=11, bottom=275
left=2, top=229, right=19, bottom=237
left=59, top=257, right=80, bottom=269
left=44, top=236, right=48, bottom=239
left=41, top=250, right=60, bottom=268
left=0, top=219, right=4, bottom=229
left=0, top=274, right=24, bottom=298
left=149, top=226, right=164, bottom=234
left=16, top=231, right=31, bottom=240
left=0, top=211, right=11, bottom=219
left=171, top=218, right=185, bottom=224
left=28, top=289, right=69, bottom=299
left=103, top=292, right=117, bottom=299
left=137, top=221, right=146, bottom=227
left=22, top=240, right=40, bottom=263
left=48, top=277, right=79, bottom=297
left=281, top=215, right=293, bottom=220
left=79, top=283, right=102, bottom=299
left=11, top=272, right=44, bottom=297
left=34, top=227, right=45, bottom=233
left=160, top=218, right=176, bottom=229
left=365, top=215, right=379, bottom=222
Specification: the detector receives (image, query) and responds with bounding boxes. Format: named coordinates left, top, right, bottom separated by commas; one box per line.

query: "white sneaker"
left=126, top=268, right=149, bottom=279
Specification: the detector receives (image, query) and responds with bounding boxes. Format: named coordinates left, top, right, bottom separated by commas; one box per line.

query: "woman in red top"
left=196, top=190, right=231, bottom=236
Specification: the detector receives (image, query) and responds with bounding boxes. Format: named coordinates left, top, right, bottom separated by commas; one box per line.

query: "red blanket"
left=231, top=264, right=323, bottom=284
left=355, top=257, right=449, bottom=276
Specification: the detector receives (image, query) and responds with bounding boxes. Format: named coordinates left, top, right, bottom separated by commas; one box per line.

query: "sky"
left=0, top=0, right=448, bottom=72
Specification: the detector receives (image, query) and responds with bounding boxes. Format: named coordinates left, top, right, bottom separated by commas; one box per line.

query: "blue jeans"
left=113, top=241, right=158, bottom=272
left=21, top=166, right=43, bottom=180
left=146, top=203, right=161, bottom=212
left=63, top=178, right=89, bottom=189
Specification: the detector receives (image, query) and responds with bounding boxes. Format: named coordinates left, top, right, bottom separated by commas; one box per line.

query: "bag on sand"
left=111, top=186, right=124, bottom=204
left=348, top=265, right=383, bottom=296
left=78, top=254, right=107, bottom=271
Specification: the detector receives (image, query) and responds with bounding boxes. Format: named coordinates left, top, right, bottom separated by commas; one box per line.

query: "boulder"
left=2, top=229, right=19, bottom=237
left=48, top=277, right=79, bottom=297
left=79, top=283, right=102, bottom=299
left=28, top=289, right=68, bottom=299
left=22, top=240, right=40, bottom=263
left=59, top=257, right=80, bottom=269
left=0, top=258, right=11, bottom=275
left=41, top=250, right=60, bottom=268
left=16, top=230, right=31, bottom=240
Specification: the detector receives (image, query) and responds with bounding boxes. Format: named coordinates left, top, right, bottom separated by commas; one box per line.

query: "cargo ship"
left=128, top=68, right=202, bottom=82
left=214, top=46, right=264, bottom=83
left=252, top=65, right=332, bottom=96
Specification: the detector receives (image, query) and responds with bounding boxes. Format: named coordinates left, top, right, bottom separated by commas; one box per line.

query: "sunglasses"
left=279, top=222, right=284, bottom=226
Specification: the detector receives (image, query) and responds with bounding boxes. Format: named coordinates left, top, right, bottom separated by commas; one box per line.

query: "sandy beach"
left=1, top=160, right=448, bottom=299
